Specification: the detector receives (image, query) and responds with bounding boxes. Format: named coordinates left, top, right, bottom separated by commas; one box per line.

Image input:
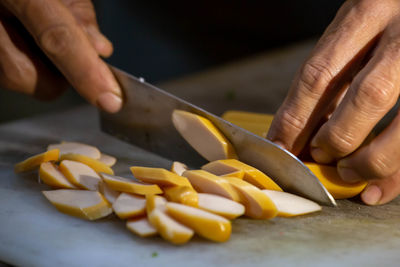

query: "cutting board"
left=1, top=106, right=400, bottom=267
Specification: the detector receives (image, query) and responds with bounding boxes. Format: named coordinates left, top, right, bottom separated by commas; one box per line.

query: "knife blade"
left=100, top=66, right=336, bottom=206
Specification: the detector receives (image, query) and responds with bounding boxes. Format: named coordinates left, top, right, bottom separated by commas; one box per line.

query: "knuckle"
left=298, top=59, right=334, bottom=97
left=364, top=152, right=395, bottom=178
left=279, top=110, right=308, bottom=134
left=322, top=125, right=357, bottom=156
left=38, top=24, right=73, bottom=56
left=354, top=75, right=397, bottom=109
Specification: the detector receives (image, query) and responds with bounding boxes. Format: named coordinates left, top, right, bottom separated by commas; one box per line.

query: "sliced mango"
left=182, top=170, right=240, bottom=202
left=42, top=189, right=112, bottom=220
left=305, top=162, right=367, bottom=199
left=148, top=208, right=194, bottom=245
left=202, top=159, right=282, bottom=191
left=126, top=217, right=158, bottom=238
left=48, top=142, right=101, bottom=159
left=60, top=153, right=114, bottom=175
left=98, top=153, right=117, bottom=167
left=39, top=162, right=76, bottom=189
left=170, top=161, right=188, bottom=176
left=223, top=177, right=277, bottom=219
left=261, top=190, right=321, bottom=217
left=59, top=160, right=101, bottom=191
left=100, top=173, right=162, bottom=195
left=220, top=170, right=245, bottom=179
left=146, top=194, right=167, bottom=213
left=130, top=167, right=192, bottom=188
left=197, top=193, right=245, bottom=219
left=172, top=110, right=238, bottom=161
left=15, top=149, right=59, bottom=173
left=164, top=186, right=198, bottom=207
left=112, top=193, right=146, bottom=219
left=166, top=202, right=231, bottom=242
left=98, top=181, right=120, bottom=204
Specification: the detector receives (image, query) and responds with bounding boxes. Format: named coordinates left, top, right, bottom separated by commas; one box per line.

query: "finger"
left=360, top=170, right=400, bottom=205
left=4, top=0, right=122, bottom=113
left=267, top=0, right=399, bottom=155
left=62, top=0, right=113, bottom=57
left=311, top=19, right=400, bottom=163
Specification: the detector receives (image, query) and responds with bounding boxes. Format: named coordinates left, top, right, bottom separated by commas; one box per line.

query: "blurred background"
left=0, top=0, right=345, bottom=123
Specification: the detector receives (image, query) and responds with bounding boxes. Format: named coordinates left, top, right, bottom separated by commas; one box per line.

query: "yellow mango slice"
left=98, top=153, right=117, bottom=167
left=60, top=153, right=114, bottom=175
left=42, top=189, right=112, bottom=220
left=130, top=166, right=192, bottom=188
left=100, top=173, right=162, bottom=195
left=146, top=194, right=167, bottom=213
left=112, top=193, right=146, bottom=219
left=220, top=170, right=245, bottom=179
left=148, top=208, right=194, bottom=245
left=48, top=142, right=101, bottom=159
left=166, top=202, right=231, bottom=242
left=59, top=160, right=101, bottom=191
left=202, top=159, right=282, bottom=191
left=197, top=193, right=245, bottom=219
left=126, top=217, right=158, bottom=238
left=305, top=162, right=367, bottom=199
left=15, top=149, right=60, bottom=173
left=170, top=161, right=188, bottom=176
left=223, top=177, right=277, bottom=219
left=39, top=162, right=76, bottom=189
left=172, top=110, right=238, bottom=161
left=98, top=181, right=120, bottom=204
left=182, top=170, right=240, bottom=202
left=261, top=190, right=321, bottom=217
left=164, top=186, right=198, bottom=207
left=221, top=110, right=274, bottom=138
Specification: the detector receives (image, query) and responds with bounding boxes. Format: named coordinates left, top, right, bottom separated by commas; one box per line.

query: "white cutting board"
left=1, top=106, right=400, bottom=267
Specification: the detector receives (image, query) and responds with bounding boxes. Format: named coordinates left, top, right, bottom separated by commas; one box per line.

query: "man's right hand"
left=0, top=0, right=122, bottom=113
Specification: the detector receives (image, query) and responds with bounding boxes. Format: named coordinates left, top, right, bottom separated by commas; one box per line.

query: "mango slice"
left=223, top=177, right=277, bottom=219
left=170, top=161, right=188, bottom=176
left=126, top=217, right=158, bottom=238
left=60, top=153, right=114, bottom=175
left=261, top=190, right=321, bottom=217
left=164, top=186, right=198, bottom=207
left=100, top=173, right=162, bottom=195
left=166, top=202, right=231, bottom=242
left=172, top=110, right=238, bottom=161
left=197, top=193, right=245, bottom=219
left=39, top=162, right=76, bottom=189
left=98, top=181, right=120, bottom=204
left=202, top=159, right=282, bottom=191
left=112, top=193, right=146, bottom=219
left=130, top=167, right=192, bottom=188
left=59, top=160, right=101, bottom=191
left=183, top=170, right=240, bottom=202
left=305, top=162, right=367, bottom=199
left=48, top=142, right=101, bottom=159
left=220, top=170, right=245, bottom=179
left=146, top=195, right=167, bottom=213
left=42, top=189, right=112, bottom=220
left=221, top=110, right=274, bottom=138
left=148, top=208, right=194, bottom=245
left=98, top=153, right=117, bottom=167
left=15, top=149, right=60, bottom=173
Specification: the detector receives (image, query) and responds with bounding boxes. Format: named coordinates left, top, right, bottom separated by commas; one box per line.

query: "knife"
left=100, top=66, right=336, bottom=206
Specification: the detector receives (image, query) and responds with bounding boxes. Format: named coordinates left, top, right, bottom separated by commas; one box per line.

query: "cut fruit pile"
left=17, top=110, right=359, bottom=245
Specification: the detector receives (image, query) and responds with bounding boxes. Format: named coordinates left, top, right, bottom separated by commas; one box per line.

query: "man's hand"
left=267, top=0, right=400, bottom=205
left=0, top=0, right=122, bottom=113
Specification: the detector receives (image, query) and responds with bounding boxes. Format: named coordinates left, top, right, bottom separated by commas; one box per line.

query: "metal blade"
left=100, top=66, right=336, bottom=206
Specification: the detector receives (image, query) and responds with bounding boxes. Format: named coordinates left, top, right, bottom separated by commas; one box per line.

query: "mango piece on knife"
left=112, top=193, right=146, bottom=219
left=15, top=149, right=60, bottom=173
left=39, top=162, right=76, bottom=189
left=197, top=193, right=245, bottom=219
left=202, top=159, right=282, bottom=191
left=42, top=189, right=112, bottom=220
left=170, top=161, right=188, bottom=176
left=60, top=153, right=114, bottom=175
left=48, top=142, right=101, bottom=159
left=126, top=217, right=158, bottom=238
left=164, top=186, right=198, bottom=207
left=166, top=202, right=232, bottom=242
left=305, top=162, right=367, bottom=199
left=59, top=160, right=101, bottom=191
left=100, top=173, right=162, bottom=195
left=130, top=166, right=192, bottom=188
left=172, top=110, right=238, bottom=161
left=261, top=190, right=321, bottom=217
left=182, top=170, right=240, bottom=202
left=98, top=153, right=117, bottom=167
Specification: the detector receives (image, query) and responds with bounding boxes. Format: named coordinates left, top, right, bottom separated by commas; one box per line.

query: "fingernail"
left=337, top=167, right=362, bottom=183
left=310, top=147, right=333, bottom=163
left=361, top=185, right=382, bottom=205
left=97, top=92, right=122, bottom=113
